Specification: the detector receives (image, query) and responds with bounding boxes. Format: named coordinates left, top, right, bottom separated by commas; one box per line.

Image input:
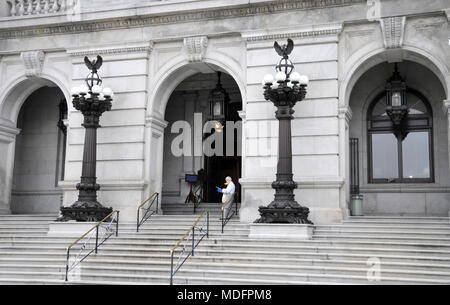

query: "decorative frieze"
left=0, top=0, right=363, bottom=40
left=380, top=16, right=406, bottom=49
left=184, top=36, right=208, bottom=62
left=21, top=50, right=45, bottom=78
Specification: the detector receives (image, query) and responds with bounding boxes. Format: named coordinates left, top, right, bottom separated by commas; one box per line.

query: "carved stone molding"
left=67, top=42, right=153, bottom=57
left=146, top=115, right=169, bottom=136
left=243, top=24, right=343, bottom=42
left=0, top=0, right=363, bottom=40
left=444, top=9, right=450, bottom=22
left=21, top=50, right=45, bottom=78
left=0, top=121, right=20, bottom=144
left=338, top=106, right=353, bottom=125
left=380, top=16, right=406, bottom=49
left=442, top=100, right=450, bottom=116
left=184, top=36, right=208, bottom=62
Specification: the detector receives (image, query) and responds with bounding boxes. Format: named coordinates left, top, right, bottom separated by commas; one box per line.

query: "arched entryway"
left=11, top=86, right=67, bottom=214
left=348, top=60, right=449, bottom=215
left=162, top=71, right=243, bottom=204
left=0, top=78, right=68, bottom=215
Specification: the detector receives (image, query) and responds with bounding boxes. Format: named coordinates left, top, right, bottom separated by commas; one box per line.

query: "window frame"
left=367, top=89, right=434, bottom=184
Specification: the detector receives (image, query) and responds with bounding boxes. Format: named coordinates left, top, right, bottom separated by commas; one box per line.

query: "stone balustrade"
left=4, top=0, right=78, bottom=16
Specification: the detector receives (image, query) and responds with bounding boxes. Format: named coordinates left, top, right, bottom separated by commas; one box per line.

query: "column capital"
left=0, top=121, right=20, bottom=144
left=338, top=106, right=353, bottom=124
left=146, top=115, right=169, bottom=136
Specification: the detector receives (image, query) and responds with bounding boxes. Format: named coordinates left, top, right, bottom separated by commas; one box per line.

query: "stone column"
left=338, top=106, right=353, bottom=219
left=144, top=115, right=168, bottom=209
left=0, top=123, right=20, bottom=214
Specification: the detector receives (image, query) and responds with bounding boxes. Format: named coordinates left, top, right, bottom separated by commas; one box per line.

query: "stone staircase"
left=0, top=211, right=449, bottom=285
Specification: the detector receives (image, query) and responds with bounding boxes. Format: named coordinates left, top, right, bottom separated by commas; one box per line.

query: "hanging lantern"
left=385, top=63, right=409, bottom=140
left=208, top=72, right=229, bottom=123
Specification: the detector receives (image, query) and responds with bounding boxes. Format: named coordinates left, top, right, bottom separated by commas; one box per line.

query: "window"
left=367, top=90, right=434, bottom=183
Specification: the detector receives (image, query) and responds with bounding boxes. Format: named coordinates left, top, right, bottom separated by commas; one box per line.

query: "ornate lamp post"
left=58, top=55, right=114, bottom=222
left=255, top=39, right=313, bottom=224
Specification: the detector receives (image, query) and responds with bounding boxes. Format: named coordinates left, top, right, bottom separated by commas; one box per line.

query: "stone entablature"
left=0, top=0, right=364, bottom=39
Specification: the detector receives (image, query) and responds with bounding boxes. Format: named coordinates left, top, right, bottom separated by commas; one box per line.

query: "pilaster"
left=0, top=121, right=20, bottom=215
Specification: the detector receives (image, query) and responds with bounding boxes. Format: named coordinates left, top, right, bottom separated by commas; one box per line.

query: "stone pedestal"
left=48, top=221, right=99, bottom=237
left=249, top=223, right=314, bottom=240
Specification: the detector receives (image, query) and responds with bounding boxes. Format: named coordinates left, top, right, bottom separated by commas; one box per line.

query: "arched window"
left=367, top=89, right=434, bottom=183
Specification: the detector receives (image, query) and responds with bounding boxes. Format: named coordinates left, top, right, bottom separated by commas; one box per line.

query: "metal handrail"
left=65, top=210, right=120, bottom=281
left=137, top=192, right=159, bottom=232
left=221, top=192, right=238, bottom=233
left=170, top=210, right=209, bottom=285
left=193, top=185, right=203, bottom=214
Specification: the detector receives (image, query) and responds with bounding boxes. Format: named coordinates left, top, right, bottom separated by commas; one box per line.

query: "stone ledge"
left=249, top=223, right=314, bottom=240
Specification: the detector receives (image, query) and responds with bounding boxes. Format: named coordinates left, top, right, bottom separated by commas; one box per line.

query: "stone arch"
left=0, top=73, right=70, bottom=125
left=347, top=57, right=449, bottom=216
left=0, top=73, right=70, bottom=214
left=340, top=46, right=450, bottom=109
left=147, top=50, right=246, bottom=121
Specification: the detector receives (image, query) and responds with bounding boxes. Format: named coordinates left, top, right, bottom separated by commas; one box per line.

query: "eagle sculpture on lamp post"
left=274, top=38, right=294, bottom=59
left=84, top=55, right=103, bottom=73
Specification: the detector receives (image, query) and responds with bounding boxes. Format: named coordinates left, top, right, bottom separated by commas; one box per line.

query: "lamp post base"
left=57, top=203, right=113, bottom=222
left=255, top=205, right=313, bottom=224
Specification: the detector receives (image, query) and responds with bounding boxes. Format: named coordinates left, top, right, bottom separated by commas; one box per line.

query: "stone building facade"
left=0, top=0, right=449, bottom=224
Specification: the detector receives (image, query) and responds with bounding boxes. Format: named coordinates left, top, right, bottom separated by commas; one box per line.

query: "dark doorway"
left=204, top=101, right=242, bottom=203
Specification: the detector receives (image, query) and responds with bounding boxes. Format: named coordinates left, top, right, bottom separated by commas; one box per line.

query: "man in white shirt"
left=218, top=176, right=235, bottom=218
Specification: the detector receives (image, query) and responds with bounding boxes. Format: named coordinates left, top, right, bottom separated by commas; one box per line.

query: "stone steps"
left=2, top=261, right=450, bottom=282
left=2, top=235, right=450, bottom=252
left=0, top=213, right=449, bottom=284
left=1, top=266, right=446, bottom=285
left=2, top=248, right=450, bottom=264
left=2, top=254, right=450, bottom=274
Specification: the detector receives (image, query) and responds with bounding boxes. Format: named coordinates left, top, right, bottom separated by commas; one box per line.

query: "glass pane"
left=406, top=92, right=427, bottom=115
left=371, top=133, right=399, bottom=180
left=402, top=132, right=430, bottom=179
left=371, top=95, right=388, bottom=118
left=213, top=101, right=222, bottom=116
left=391, top=92, right=402, bottom=106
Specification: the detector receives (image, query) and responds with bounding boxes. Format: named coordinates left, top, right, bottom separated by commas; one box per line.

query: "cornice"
left=243, top=24, right=343, bottom=42
left=0, top=0, right=363, bottom=40
left=66, top=42, right=153, bottom=57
